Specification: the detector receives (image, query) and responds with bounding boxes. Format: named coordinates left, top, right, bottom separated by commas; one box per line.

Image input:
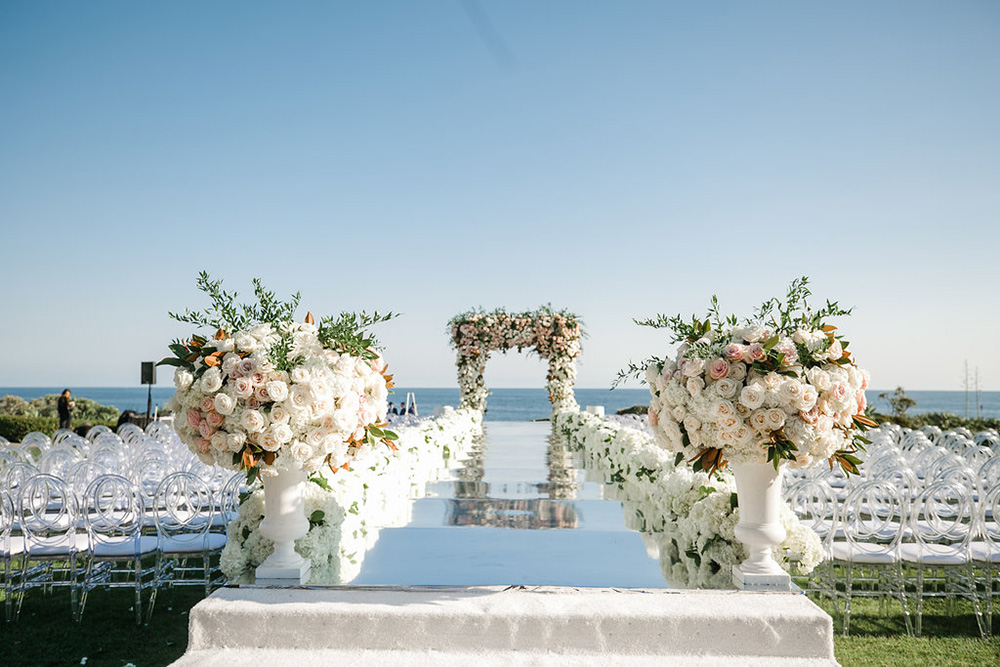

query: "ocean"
left=1, top=387, right=998, bottom=422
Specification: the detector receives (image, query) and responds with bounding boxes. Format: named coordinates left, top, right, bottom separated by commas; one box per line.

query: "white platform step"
left=173, top=585, right=837, bottom=666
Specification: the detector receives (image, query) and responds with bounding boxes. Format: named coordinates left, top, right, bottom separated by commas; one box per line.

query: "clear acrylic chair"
left=14, top=473, right=87, bottom=621
left=900, top=479, right=985, bottom=637
left=972, top=481, right=1000, bottom=636
left=38, top=445, right=83, bottom=479
left=1, top=488, right=25, bottom=621
left=78, top=474, right=159, bottom=624
left=830, top=479, right=912, bottom=636
left=152, top=472, right=226, bottom=596
left=784, top=477, right=838, bottom=599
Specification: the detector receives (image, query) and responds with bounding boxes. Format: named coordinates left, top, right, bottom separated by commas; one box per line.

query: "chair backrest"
left=68, top=460, right=112, bottom=504
left=839, top=479, right=906, bottom=556
left=4, top=461, right=40, bottom=493
left=0, top=488, right=13, bottom=547
left=83, top=474, right=145, bottom=546
left=131, top=457, right=172, bottom=508
left=219, top=472, right=247, bottom=525
left=38, top=445, right=83, bottom=478
left=21, top=432, right=51, bottom=462
left=18, top=473, right=79, bottom=551
left=89, top=443, right=128, bottom=477
left=784, top=478, right=837, bottom=541
left=910, top=479, right=974, bottom=554
left=117, top=422, right=145, bottom=446
left=153, top=471, right=215, bottom=545
left=85, top=425, right=115, bottom=443
left=981, top=481, right=1000, bottom=549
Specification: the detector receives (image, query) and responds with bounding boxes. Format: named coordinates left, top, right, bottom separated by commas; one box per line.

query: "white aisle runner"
left=349, top=421, right=668, bottom=587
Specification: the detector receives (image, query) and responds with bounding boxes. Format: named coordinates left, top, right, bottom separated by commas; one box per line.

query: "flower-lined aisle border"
left=449, top=306, right=583, bottom=413
left=222, top=407, right=483, bottom=584
left=553, top=409, right=822, bottom=588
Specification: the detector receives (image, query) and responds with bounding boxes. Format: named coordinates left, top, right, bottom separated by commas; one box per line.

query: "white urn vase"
left=731, top=462, right=791, bottom=591
left=255, top=467, right=311, bottom=585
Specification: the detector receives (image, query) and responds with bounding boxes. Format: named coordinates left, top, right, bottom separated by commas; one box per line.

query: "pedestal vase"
left=732, top=462, right=791, bottom=591
left=255, top=467, right=311, bottom=585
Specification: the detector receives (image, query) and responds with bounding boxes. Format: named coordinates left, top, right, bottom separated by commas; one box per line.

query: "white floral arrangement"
left=449, top=306, right=582, bottom=412
left=221, top=407, right=482, bottom=583
left=554, top=409, right=823, bottom=588
left=622, top=278, right=874, bottom=475
left=161, top=272, right=398, bottom=481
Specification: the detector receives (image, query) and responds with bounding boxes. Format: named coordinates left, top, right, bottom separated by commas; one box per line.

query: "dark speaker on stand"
left=141, top=362, right=156, bottom=421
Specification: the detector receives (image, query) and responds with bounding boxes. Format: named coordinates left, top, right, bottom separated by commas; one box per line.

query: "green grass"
left=0, top=587, right=199, bottom=667
left=0, top=588, right=997, bottom=666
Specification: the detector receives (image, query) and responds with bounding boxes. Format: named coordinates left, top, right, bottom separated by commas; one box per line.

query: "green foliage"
left=0, top=415, right=58, bottom=442
left=872, top=411, right=1000, bottom=432
left=161, top=271, right=397, bottom=374
left=0, top=415, right=119, bottom=442
left=0, top=395, right=33, bottom=415
left=877, top=386, right=917, bottom=418
left=615, top=404, right=649, bottom=415
left=616, top=276, right=853, bottom=388
left=23, top=394, right=120, bottom=423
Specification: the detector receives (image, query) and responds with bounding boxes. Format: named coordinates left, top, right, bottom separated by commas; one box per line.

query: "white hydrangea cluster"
left=168, top=321, right=391, bottom=475
left=220, top=407, right=483, bottom=583
left=646, top=324, right=870, bottom=468
left=554, top=409, right=823, bottom=587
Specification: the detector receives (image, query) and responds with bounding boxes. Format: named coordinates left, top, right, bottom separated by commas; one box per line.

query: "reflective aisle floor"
left=349, top=421, right=668, bottom=587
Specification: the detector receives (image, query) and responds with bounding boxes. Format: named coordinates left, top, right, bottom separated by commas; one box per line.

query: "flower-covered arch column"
left=449, top=307, right=583, bottom=413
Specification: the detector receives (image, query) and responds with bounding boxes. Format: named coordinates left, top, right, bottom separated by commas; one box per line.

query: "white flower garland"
left=221, top=407, right=483, bottom=583
left=554, top=409, right=822, bottom=588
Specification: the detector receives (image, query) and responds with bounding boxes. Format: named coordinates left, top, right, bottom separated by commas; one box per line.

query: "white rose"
left=213, top=338, right=236, bottom=353
left=200, top=367, right=223, bottom=393
left=749, top=409, right=769, bottom=432
left=174, top=368, right=194, bottom=390
left=213, top=392, right=235, bottom=416
left=332, top=408, right=356, bottom=433
left=233, top=376, right=254, bottom=398
left=241, top=409, right=267, bottom=433
left=777, top=380, right=802, bottom=406
left=681, top=357, right=705, bottom=377
left=290, top=367, right=310, bottom=384
left=728, top=362, right=747, bottom=382
left=765, top=408, right=786, bottom=431
left=713, top=378, right=739, bottom=398
left=259, top=429, right=281, bottom=452
left=234, top=332, right=258, bottom=353
left=227, top=432, right=246, bottom=452
left=270, top=422, right=293, bottom=444
left=291, top=440, right=314, bottom=463
left=269, top=405, right=290, bottom=423
left=266, top=380, right=289, bottom=402
left=685, top=377, right=705, bottom=397
left=807, top=367, right=831, bottom=391
left=221, top=353, right=241, bottom=374
left=289, top=385, right=313, bottom=411
left=740, top=383, right=765, bottom=410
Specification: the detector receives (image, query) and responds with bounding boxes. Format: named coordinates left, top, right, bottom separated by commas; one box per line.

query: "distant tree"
left=878, top=386, right=916, bottom=418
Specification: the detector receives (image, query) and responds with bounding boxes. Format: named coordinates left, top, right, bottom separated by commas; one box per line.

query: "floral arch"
left=449, top=306, right=583, bottom=413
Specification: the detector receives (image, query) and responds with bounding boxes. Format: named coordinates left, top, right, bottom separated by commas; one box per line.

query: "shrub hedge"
left=0, top=415, right=119, bottom=443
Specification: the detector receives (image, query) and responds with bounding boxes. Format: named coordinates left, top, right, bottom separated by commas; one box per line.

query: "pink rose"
left=198, top=422, right=216, bottom=439
left=251, top=372, right=266, bottom=386
left=233, top=376, right=254, bottom=398
left=800, top=407, right=820, bottom=424
left=708, top=358, right=730, bottom=380
left=648, top=406, right=659, bottom=426
left=856, top=390, right=867, bottom=413
left=196, top=437, right=211, bottom=454
left=747, top=343, right=766, bottom=362
left=186, top=409, right=202, bottom=429
left=206, top=411, right=224, bottom=428
left=723, top=343, right=744, bottom=362
left=247, top=396, right=261, bottom=410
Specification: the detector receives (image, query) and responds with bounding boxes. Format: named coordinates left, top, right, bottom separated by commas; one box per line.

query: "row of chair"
left=1, top=469, right=236, bottom=624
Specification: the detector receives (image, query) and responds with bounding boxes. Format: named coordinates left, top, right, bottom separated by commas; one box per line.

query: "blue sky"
left=1, top=2, right=998, bottom=391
